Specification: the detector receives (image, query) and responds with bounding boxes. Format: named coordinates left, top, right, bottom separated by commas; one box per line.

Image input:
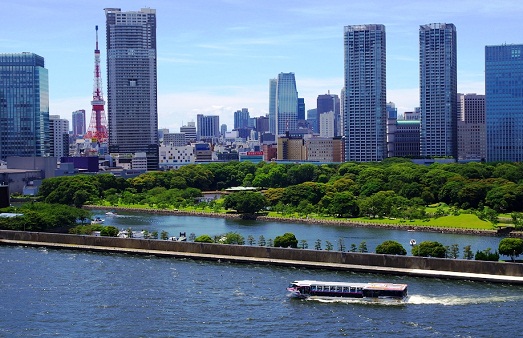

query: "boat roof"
left=291, top=280, right=407, bottom=291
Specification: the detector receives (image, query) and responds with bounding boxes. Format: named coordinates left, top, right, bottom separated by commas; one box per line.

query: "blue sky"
left=3, top=0, right=523, bottom=132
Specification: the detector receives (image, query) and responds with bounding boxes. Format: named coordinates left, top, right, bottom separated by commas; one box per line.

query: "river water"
left=1, top=211, right=520, bottom=337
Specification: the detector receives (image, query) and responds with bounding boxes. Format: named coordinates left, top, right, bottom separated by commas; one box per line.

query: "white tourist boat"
left=287, top=280, right=408, bottom=302
left=91, top=217, right=104, bottom=225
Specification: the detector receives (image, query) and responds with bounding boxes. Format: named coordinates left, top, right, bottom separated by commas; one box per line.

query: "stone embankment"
left=84, top=205, right=521, bottom=237
left=1, top=230, right=523, bottom=284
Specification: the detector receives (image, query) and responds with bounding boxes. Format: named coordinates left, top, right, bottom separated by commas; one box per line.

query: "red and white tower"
left=85, top=25, right=108, bottom=143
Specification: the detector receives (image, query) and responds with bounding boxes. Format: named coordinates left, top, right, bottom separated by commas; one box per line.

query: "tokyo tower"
left=85, top=25, right=108, bottom=143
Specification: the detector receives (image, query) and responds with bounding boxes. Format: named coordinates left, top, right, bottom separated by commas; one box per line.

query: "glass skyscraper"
left=269, top=78, right=277, bottom=134
left=105, top=7, right=158, bottom=170
left=419, top=23, right=457, bottom=158
left=72, top=109, right=86, bottom=136
left=343, top=24, right=386, bottom=162
left=275, top=72, right=298, bottom=136
left=0, top=53, right=49, bottom=160
left=485, top=44, right=523, bottom=162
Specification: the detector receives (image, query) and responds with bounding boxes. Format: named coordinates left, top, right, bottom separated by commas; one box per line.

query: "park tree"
left=314, top=239, right=322, bottom=250
left=328, top=192, right=359, bottom=218
left=218, top=232, right=245, bottom=245
left=274, top=232, right=298, bottom=248
left=412, top=241, right=447, bottom=258
left=223, top=191, right=267, bottom=218
left=358, top=241, right=368, bottom=253
left=299, top=239, right=308, bottom=249
left=474, top=248, right=500, bottom=261
left=100, top=226, right=119, bottom=237
left=498, top=238, right=523, bottom=262
left=463, top=245, right=474, bottom=260
left=375, top=240, right=407, bottom=255
left=258, top=235, right=266, bottom=247
left=194, top=234, right=214, bottom=243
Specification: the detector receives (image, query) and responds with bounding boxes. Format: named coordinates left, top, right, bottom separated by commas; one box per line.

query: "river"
left=94, top=210, right=503, bottom=257
left=0, top=211, right=519, bottom=337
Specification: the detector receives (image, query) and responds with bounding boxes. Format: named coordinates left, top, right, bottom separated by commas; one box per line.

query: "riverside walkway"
left=2, top=238, right=523, bottom=285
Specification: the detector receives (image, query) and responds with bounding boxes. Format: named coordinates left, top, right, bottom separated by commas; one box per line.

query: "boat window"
left=343, top=287, right=349, bottom=292
left=311, top=285, right=317, bottom=291
left=350, top=287, right=355, bottom=293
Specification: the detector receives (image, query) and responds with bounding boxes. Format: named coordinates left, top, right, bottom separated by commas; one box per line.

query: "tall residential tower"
left=419, top=23, right=458, bottom=158
left=105, top=7, right=158, bottom=170
left=343, top=24, right=387, bottom=162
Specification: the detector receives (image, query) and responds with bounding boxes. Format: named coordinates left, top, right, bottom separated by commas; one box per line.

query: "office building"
left=319, top=111, right=335, bottom=138
left=419, top=23, right=458, bottom=158
left=0, top=53, right=49, bottom=160
left=317, top=92, right=341, bottom=136
left=72, top=110, right=86, bottom=136
left=234, top=108, right=250, bottom=129
left=298, top=98, right=305, bottom=121
left=180, top=122, right=197, bottom=142
left=457, top=93, right=486, bottom=161
left=343, top=24, right=387, bottom=162
left=256, top=115, right=269, bottom=134
left=275, top=73, right=299, bottom=135
left=105, top=7, right=158, bottom=170
left=485, top=44, right=523, bottom=162
left=49, top=115, right=69, bottom=159
left=307, top=109, right=318, bottom=133
left=196, top=114, right=220, bottom=143
left=269, top=78, right=277, bottom=134
left=277, top=133, right=306, bottom=161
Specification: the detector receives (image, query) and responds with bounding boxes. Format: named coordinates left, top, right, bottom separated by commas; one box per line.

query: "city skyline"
left=3, top=1, right=523, bottom=133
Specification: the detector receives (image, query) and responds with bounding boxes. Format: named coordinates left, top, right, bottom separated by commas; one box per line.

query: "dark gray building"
left=105, top=8, right=158, bottom=170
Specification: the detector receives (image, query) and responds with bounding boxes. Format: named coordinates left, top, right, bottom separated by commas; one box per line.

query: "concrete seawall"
left=2, top=230, right=523, bottom=284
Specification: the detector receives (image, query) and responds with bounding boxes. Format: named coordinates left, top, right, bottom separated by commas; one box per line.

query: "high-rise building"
left=105, top=7, right=158, bottom=170
left=234, top=108, right=250, bottom=129
left=319, top=111, right=335, bottom=138
left=307, top=109, right=318, bottom=133
left=220, top=124, right=227, bottom=137
left=256, top=115, right=269, bottom=134
left=297, top=98, right=306, bottom=121
left=0, top=53, right=49, bottom=160
left=419, top=23, right=457, bottom=159
left=49, top=115, right=69, bottom=159
left=317, top=92, right=341, bottom=136
left=180, top=122, right=197, bottom=142
left=275, top=72, right=298, bottom=135
left=269, top=78, right=277, bottom=134
left=457, top=93, right=486, bottom=161
left=343, top=24, right=387, bottom=162
left=72, top=110, right=86, bottom=136
left=486, top=44, right=523, bottom=162
left=196, top=114, right=220, bottom=143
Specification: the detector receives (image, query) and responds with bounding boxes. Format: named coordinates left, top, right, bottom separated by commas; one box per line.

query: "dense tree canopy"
left=412, top=241, right=447, bottom=258
left=223, top=191, right=267, bottom=214
left=375, top=240, right=407, bottom=255
left=274, top=232, right=298, bottom=248
left=498, top=238, right=523, bottom=261
left=35, top=160, right=523, bottom=219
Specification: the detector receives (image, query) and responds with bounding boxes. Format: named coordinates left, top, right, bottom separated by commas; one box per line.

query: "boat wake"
left=306, top=297, right=406, bottom=306
left=407, top=294, right=523, bottom=306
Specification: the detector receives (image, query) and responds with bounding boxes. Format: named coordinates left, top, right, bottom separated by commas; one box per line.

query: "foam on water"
left=407, top=294, right=523, bottom=306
